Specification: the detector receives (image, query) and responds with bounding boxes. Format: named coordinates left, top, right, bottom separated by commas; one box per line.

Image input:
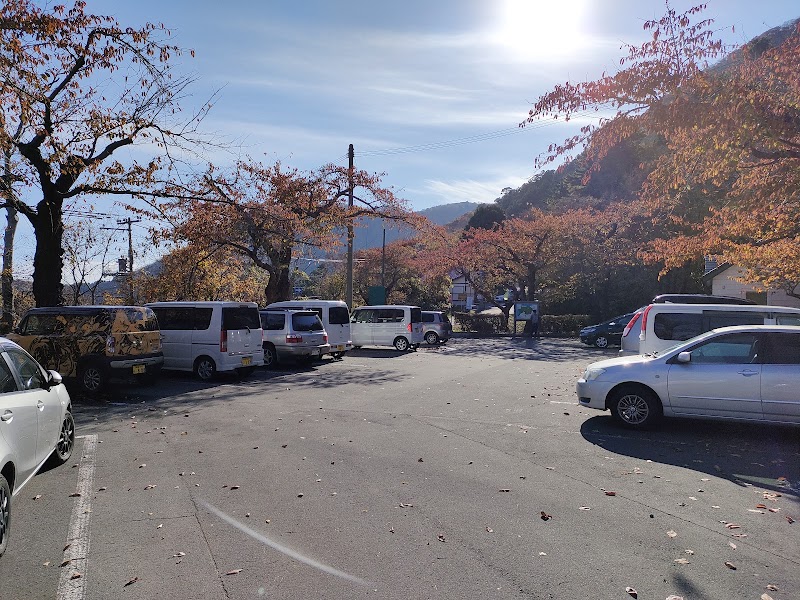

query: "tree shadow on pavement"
left=71, top=363, right=408, bottom=427
left=429, top=336, right=603, bottom=363
left=580, top=415, right=800, bottom=500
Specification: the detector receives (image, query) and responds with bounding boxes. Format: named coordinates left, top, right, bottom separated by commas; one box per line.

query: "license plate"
left=241, top=356, right=252, bottom=366
left=132, top=364, right=146, bottom=375
left=336, top=345, right=344, bottom=351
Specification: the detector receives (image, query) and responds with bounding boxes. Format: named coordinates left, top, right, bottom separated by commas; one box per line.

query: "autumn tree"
left=156, top=160, right=412, bottom=304
left=0, top=0, right=210, bottom=306
left=61, top=217, right=118, bottom=305
left=135, top=243, right=268, bottom=303
left=523, top=4, right=800, bottom=294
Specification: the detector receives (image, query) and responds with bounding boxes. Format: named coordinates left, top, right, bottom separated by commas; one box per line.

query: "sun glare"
left=493, top=0, right=587, bottom=62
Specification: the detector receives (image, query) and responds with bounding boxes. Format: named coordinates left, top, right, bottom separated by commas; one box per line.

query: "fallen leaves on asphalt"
left=625, top=586, right=637, bottom=598
left=225, top=569, right=243, bottom=575
left=540, top=511, right=552, bottom=521
left=123, top=577, right=138, bottom=587
left=724, top=561, right=737, bottom=570
left=674, top=558, right=690, bottom=564
left=666, top=530, right=677, bottom=538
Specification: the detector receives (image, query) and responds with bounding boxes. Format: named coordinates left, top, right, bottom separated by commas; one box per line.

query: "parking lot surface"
left=1, top=337, right=797, bottom=599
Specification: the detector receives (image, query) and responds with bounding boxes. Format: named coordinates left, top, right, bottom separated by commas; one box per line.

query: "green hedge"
left=453, top=312, right=591, bottom=336
left=538, top=314, right=591, bottom=336
left=453, top=312, right=508, bottom=333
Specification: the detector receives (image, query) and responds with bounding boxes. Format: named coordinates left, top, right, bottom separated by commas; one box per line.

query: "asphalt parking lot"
left=1, top=337, right=797, bottom=599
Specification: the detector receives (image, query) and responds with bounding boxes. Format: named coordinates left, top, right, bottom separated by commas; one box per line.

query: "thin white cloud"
left=422, top=175, right=530, bottom=205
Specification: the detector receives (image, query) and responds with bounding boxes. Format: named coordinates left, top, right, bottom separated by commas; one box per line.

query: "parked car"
left=651, top=294, right=757, bottom=305
left=259, top=309, right=330, bottom=368
left=577, top=325, right=800, bottom=428
left=620, top=303, right=800, bottom=356
left=579, top=313, right=635, bottom=348
left=7, top=306, right=163, bottom=393
left=266, top=300, right=351, bottom=358
left=350, top=305, right=423, bottom=351
left=146, top=302, right=264, bottom=380
left=0, top=337, right=74, bottom=557
left=421, top=311, right=452, bottom=345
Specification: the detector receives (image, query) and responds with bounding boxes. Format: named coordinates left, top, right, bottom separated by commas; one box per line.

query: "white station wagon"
left=577, top=325, right=800, bottom=428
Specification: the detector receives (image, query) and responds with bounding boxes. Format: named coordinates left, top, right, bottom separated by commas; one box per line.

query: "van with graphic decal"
left=8, top=306, right=163, bottom=394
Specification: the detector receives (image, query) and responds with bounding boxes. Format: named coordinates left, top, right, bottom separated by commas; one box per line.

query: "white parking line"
left=57, top=434, right=97, bottom=600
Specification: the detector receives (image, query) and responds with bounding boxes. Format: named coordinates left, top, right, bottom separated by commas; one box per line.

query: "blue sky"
left=12, top=0, right=800, bottom=277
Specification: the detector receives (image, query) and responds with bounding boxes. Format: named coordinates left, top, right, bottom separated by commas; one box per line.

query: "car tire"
left=425, top=332, right=439, bottom=345
left=0, top=473, right=10, bottom=557
left=263, top=344, right=278, bottom=369
left=79, top=362, right=105, bottom=394
left=193, top=356, right=216, bottom=381
left=594, top=336, right=609, bottom=348
left=393, top=337, right=410, bottom=351
left=331, top=351, right=346, bottom=359
left=610, top=386, right=662, bottom=428
left=50, top=410, right=75, bottom=466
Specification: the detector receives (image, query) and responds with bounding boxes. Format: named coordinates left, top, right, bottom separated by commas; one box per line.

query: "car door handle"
left=737, top=370, right=759, bottom=376
left=0, top=410, right=12, bottom=422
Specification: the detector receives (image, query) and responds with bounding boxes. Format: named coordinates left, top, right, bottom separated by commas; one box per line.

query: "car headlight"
left=583, top=367, right=606, bottom=381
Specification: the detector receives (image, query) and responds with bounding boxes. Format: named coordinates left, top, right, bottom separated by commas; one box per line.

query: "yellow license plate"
left=133, top=364, right=146, bottom=375
left=241, top=356, right=252, bottom=366
left=337, top=345, right=345, bottom=351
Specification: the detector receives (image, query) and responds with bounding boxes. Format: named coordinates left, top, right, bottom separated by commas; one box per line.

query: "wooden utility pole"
left=103, top=217, right=141, bottom=304
left=346, top=144, right=354, bottom=309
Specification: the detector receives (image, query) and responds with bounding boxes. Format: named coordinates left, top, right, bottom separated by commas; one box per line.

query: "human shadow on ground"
left=580, top=415, right=800, bottom=500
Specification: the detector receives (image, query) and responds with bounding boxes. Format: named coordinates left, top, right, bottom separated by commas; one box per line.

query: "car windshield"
left=292, top=313, right=324, bottom=332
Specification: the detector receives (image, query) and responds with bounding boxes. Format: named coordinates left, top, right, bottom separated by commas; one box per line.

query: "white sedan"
left=577, top=325, right=800, bottom=428
left=0, top=337, right=74, bottom=557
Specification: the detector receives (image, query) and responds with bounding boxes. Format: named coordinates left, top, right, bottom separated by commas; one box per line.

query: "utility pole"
left=346, top=143, right=354, bottom=310
left=102, top=217, right=141, bottom=304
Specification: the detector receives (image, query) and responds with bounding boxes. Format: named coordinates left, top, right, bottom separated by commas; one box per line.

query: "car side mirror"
left=677, top=351, right=692, bottom=364
left=46, top=370, right=63, bottom=388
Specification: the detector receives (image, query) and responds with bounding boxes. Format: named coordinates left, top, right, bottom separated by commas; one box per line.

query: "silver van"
left=621, top=303, right=800, bottom=356
left=265, top=300, right=351, bottom=358
left=350, top=305, right=424, bottom=351
left=259, top=309, right=330, bottom=368
left=146, top=302, right=264, bottom=379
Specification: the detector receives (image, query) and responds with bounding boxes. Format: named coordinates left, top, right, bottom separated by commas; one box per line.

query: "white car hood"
left=586, top=354, right=657, bottom=370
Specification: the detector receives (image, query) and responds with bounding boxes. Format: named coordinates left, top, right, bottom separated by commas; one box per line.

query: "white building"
left=701, top=262, right=800, bottom=308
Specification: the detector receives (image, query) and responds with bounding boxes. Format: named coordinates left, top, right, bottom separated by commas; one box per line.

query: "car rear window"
left=762, top=333, right=800, bottom=364
left=653, top=313, right=702, bottom=341
left=260, top=312, right=285, bottom=331
left=422, top=312, right=434, bottom=323
left=411, top=308, right=422, bottom=323
left=329, top=306, right=350, bottom=325
left=222, top=306, right=260, bottom=330
left=292, top=313, right=324, bottom=332
left=128, top=308, right=160, bottom=331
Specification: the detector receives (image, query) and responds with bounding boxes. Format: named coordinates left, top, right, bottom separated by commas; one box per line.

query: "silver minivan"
left=146, top=302, right=264, bottom=380
left=266, top=300, right=351, bottom=358
left=259, top=309, right=330, bottom=368
left=350, top=305, right=424, bottom=351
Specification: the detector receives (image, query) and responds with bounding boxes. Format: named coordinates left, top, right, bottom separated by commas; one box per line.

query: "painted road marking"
left=200, top=500, right=370, bottom=587
left=57, top=434, right=97, bottom=600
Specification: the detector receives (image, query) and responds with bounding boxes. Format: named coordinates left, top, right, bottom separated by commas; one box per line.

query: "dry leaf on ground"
left=540, top=511, right=552, bottom=521
left=666, top=530, right=677, bottom=538
left=625, top=586, right=637, bottom=598
left=123, top=577, right=138, bottom=587
left=225, top=569, right=243, bottom=575
left=724, top=561, right=737, bottom=570
left=674, top=558, right=690, bottom=564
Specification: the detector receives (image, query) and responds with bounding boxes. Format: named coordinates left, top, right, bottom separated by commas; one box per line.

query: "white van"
left=350, top=305, right=424, bottom=351
left=266, top=300, right=352, bottom=358
left=622, top=303, right=800, bottom=356
left=146, top=301, right=264, bottom=379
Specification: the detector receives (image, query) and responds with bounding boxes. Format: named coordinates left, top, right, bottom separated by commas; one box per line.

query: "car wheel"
left=0, top=473, right=10, bottom=557
left=393, top=337, right=410, bottom=351
left=263, top=344, right=278, bottom=369
left=610, top=386, right=662, bottom=428
left=425, top=332, right=440, bottom=345
left=594, top=336, right=609, bottom=349
left=50, top=410, right=75, bottom=466
left=193, top=356, right=216, bottom=381
left=79, top=362, right=105, bottom=394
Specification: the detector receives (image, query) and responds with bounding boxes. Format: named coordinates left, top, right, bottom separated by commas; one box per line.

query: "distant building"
left=702, top=263, right=800, bottom=308
left=449, top=271, right=478, bottom=311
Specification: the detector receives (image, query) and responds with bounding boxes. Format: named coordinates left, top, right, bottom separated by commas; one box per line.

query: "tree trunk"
left=263, top=247, right=293, bottom=304
left=1, top=206, right=18, bottom=332
left=32, top=196, right=65, bottom=307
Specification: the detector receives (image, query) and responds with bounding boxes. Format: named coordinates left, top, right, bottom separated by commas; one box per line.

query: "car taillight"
left=639, top=305, right=653, bottom=340
left=286, top=334, right=302, bottom=343
left=323, top=334, right=328, bottom=343
left=106, top=335, right=116, bottom=354
left=220, top=329, right=227, bottom=352
left=407, top=323, right=412, bottom=332
left=622, top=313, right=640, bottom=338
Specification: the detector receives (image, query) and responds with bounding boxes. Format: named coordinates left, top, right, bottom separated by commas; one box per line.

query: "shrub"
left=453, top=312, right=508, bottom=333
